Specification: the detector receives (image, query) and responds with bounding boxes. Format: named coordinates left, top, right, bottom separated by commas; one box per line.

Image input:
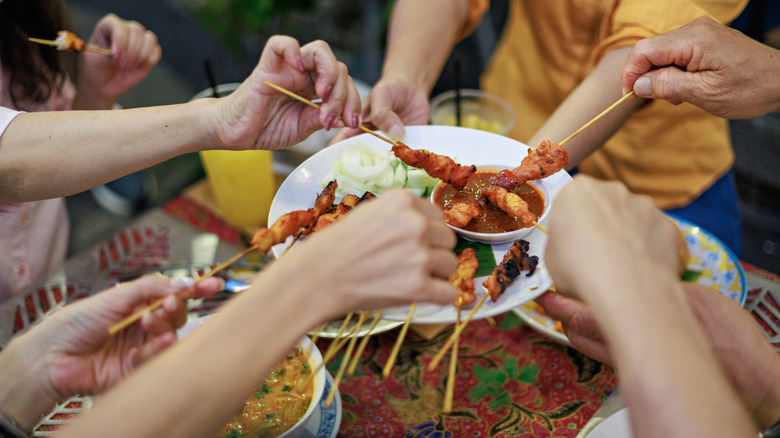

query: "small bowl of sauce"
left=431, top=167, right=550, bottom=244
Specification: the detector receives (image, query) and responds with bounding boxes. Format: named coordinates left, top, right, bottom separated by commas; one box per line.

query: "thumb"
left=371, top=105, right=406, bottom=141
left=633, top=67, right=697, bottom=105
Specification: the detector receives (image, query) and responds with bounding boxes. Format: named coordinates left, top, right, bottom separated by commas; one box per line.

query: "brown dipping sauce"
left=434, top=170, right=545, bottom=233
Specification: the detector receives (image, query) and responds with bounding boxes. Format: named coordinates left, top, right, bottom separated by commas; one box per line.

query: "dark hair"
left=0, top=0, right=70, bottom=107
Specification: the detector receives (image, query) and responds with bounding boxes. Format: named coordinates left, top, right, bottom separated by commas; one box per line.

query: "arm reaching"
left=544, top=176, right=756, bottom=437
left=621, top=16, right=780, bottom=119
left=0, top=36, right=361, bottom=203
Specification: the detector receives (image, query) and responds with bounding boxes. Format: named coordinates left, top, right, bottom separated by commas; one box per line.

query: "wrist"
left=0, top=335, right=60, bottom=432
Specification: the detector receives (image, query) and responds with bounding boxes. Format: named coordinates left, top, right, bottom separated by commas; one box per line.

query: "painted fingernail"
left=634, top=76, right=653, bottom=97
left=120, top=58, right=129, bottom=70
left=297, top=56, right=305, bottom=72
left=352, top=113, right=361, bottom=129
left=325, top=113, right=337, bottom=131
left=322, top=85, right=333, bottom=102
left=169, top=277, right=195, bottom=288
left=388, top=123, right=404, bottom=141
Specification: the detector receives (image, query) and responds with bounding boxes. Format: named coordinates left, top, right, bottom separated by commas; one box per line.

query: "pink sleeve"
left=0, top=106, right=23, bottom=138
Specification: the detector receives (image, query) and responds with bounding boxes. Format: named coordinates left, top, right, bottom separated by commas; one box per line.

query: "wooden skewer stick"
left=325, top=312, right=368, bottom=407
left=306, top=323, right=327, bottom=356
left=443, top=306, right=462, bottom=413
left=382, top=302, right=417, bottom=379
left=263, top=81, right=397, bottom=147
left=107, top=244, right=259, bottom=335
left=558, top=91, right=635, bottom=147
left=320, top=313, right=354, bottom=363
left=28, top=37, right=113, bottom=56
left=428, top=292, right=490, bottom=370
left=347, top=309, right=383, bottom=375
left=532, top=221, right=549, bottom=234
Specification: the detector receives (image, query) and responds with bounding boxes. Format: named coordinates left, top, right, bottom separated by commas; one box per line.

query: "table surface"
left=3, top=180, right=778, bottom=438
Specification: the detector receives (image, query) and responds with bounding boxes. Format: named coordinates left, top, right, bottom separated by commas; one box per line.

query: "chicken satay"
left=250, top=209, right=316, bottom=253
left=483, top=186, right=537, bottom=228
left=359, top=191, right=377, bottom=202
left=449, top=248, right=479, bottom=306
left=482, top=239, right=538, bottom=301
left=392, top=142, right=476, bottom=190
left=314, top=194, right=360, bottom=232
left=443, top=202, right=482, bottom=228
left=55, top=30, right=85, bottom=52
left=298, top=180, right=338, bottom=237
left=492, top=140, right=568, bottom=190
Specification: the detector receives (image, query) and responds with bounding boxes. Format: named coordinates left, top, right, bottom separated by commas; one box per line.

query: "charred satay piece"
left=359, top=191, right=377, bottom=202
left=443, top=202, right=481, bottom=228
left=483, top=239, right=538, bottom=301
left=449, top=248, right=479, bottom=306
left=392, top=141, right=476, bottom=190
left=250, top=209, right=316, bottom=253
left=492, top=140, right=568, bottom=190
left=483, top=186, right=537, bottom=228
left=314, top=194, right=360, bottom=232
left=298, top=180, right=338, bottom=237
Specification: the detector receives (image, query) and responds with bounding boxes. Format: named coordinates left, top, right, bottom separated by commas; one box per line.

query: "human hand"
left=545, top=176, right=680, bottom=305
left=329, top=75, right=431, bottom=144
left=621, top=16, right=780, bottom=119
left=24, top=275, right=223, bottom=400
left=273, top=189, right=458, bottom=319
left=212, top=36, right=361, bottom=152
left=74, top=14, right=161, bottom=109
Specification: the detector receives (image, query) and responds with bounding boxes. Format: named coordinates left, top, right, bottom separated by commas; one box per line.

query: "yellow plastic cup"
left=192, top=83, right=274, bottom=230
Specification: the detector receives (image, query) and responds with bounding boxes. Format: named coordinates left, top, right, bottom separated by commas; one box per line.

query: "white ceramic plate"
left=587, top=408, right=632, bottom=438
left=268, top=125, right=572, bottom=324
left=514, top=214, right=747, bottom=343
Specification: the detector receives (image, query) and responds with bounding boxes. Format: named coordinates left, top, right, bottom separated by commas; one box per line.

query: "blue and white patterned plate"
left=302, top=371, right=341, bottom=438
left=514, top=214, right=747, bottom=343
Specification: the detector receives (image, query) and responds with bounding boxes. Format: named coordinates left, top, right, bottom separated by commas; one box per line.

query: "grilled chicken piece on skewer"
left=483, top=239, right=538, bottom=301
left=483, top=187, right=537, bottom=228
left=314, top=194, right=360, bottom=232
left=55, top=30, right=86, bottom=52
left=250, top=209, right=316, bottom=253
left=449, top=248, right=479, bottom=305
left=298, top=180, right=338, bottom=237
left=392, top=141, right=476, bottom=190
left=443, top=202, right=482, bottom=228
left=492, top=140, right=568, bottom=190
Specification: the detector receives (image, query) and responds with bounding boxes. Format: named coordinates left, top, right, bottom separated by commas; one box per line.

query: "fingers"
left=93, top=14, right=161, bottom=71
left=299, top=40, right=362, bottom=130
left=367, top=87, right=407, bottom=140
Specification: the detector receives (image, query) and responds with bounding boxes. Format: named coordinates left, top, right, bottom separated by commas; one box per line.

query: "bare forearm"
left=529, top=47, right=644, bottom=168
left=0, top=335, right=60, bottom=432
left=588, top=273, right=756, bottom=437
left=382, top=0, right=470, bottom=93
left=0, top=98, right=218, bottom=203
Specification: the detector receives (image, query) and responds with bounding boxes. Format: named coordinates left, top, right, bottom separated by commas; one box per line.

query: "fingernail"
left=324, top=113, right=336, bottom=131
left=296, top=56, right=305, bottom=72
left=120, top=58, right=129, bottom=70
left=322, top=85, right=333, bottom=102
left=352, top=113, right=360, bottom=129
left=634, top=76, right=653, bottom=97
left=169, top=277, right=195, bottom=288
left=388, top=123, right=404, bottom=141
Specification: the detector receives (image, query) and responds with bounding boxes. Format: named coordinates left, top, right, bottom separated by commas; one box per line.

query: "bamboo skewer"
left=263, top=81, right=398, bottom=147
left=28, top=37, right=113, bottom=56
left=558, top=91, right=635, bottom=147
left=107, top=244, right=259, bottom=335
left=325, top=312, right=368, bottom=407
left=428, top=292, right=490, bottom=370
left=382, top=302, right=417, bottom=379
left=348, top=309, right=383, bottom=375
left=443, top=306, right=462, bottom=413
left=532, top=221, right=549, bottom=234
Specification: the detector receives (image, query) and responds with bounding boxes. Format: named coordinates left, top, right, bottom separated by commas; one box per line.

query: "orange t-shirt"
left=465, top=0, right=747, bottom=209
